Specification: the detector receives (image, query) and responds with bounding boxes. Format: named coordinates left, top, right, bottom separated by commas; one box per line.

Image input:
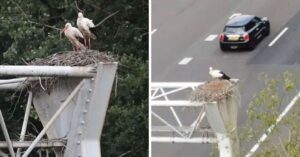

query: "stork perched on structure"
left=61, top=23, right=86, bottom=52
left=209, top=67, right=231, bottom=80
left=77, top=12, right=96, bottom=49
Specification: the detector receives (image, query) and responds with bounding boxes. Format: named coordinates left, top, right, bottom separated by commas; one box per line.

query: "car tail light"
left=219, top=33, right=225, bottom=42
left=243, top=33, right=250, bottom=42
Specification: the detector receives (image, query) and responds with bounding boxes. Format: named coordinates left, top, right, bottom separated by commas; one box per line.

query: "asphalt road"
left=151, top=0, right=300, bottom=156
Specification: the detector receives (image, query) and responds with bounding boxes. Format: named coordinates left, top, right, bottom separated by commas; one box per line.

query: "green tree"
left=0, top=0, right=148, bottom=156
left=240, top=72, right=300, bottom=157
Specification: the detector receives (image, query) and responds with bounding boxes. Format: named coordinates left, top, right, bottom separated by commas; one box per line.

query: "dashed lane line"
left=204, top=34, right=218, bottom=41
left=178, top=57, right=193, bottom=65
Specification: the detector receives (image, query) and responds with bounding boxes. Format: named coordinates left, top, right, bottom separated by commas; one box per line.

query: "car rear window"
left=224, top=27, right=245, bottom=34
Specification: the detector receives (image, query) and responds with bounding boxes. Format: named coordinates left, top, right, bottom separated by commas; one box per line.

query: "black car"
left=219, top=14, right=270, bottom=51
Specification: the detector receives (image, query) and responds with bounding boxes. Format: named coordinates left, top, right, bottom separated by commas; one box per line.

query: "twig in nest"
left=39, top=77, right=46, bottom=91
left=94, top=11, right=120, bottom=28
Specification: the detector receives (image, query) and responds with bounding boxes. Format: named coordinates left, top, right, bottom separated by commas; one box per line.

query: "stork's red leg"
left=88, top=37, right=91, bottom=49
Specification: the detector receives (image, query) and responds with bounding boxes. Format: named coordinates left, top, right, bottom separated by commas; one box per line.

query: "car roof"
left=226, top=15, right=255, bottom=27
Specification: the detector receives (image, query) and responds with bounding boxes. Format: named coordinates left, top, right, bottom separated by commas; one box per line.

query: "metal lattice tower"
left=0, top=62, right=117, bottom=157
left=151, top=81, right=240, bottom=157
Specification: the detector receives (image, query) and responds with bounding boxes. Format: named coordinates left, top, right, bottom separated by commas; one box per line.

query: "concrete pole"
left=203, top=82, right=240, bottom=157
left=205, top=103, right=233, bottom=157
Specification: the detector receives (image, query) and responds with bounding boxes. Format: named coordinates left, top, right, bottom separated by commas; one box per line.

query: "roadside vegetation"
left=239, top=72, right=300, bottom=157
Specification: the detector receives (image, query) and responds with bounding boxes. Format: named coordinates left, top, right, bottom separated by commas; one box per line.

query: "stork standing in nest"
left=61, top=23, right=86, bottom=52
left=77, top=12, right=96, bottom=49
left=209, top=67, right=231, bottom=80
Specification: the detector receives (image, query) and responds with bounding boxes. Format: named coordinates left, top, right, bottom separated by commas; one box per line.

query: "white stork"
left=209, top=67, right=231, bottom=80
left=61, top=23, right=85, bottom=51
left=77, top=12, right=96, bottom=49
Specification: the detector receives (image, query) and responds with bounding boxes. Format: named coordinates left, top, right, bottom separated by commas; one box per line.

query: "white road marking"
left=268, top=27, right=288, bottom=47
left=178, top=57, right=192, bottom=65
left=151, top=29, right=157, bottom=35
left=204, top=34, right=218, bottom=41
left=229, top=13, right=242, bottom=19
left=245, top=91, right=300, bottom=157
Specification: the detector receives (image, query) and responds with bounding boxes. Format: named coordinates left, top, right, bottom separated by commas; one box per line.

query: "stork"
left=77, top=12, right=96, bottom=49
left=209, top=67, right=231, bottom=80
left=61, top=23, right=85, bottom=52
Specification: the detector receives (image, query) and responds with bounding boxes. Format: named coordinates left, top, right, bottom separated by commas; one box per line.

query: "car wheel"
left=220, top=44, right=228, bottom=51
left=248, top=41, right=256, bottom=51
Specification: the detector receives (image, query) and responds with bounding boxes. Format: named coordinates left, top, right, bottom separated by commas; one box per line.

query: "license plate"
left=227, top=35, right=240, bottom=41
left=230, top=46, right=238, bottom=49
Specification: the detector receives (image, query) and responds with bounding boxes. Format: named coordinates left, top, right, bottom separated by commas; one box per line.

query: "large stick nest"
left=29, top=50, right=115, bottom=66
left=191, top=80, right=236, bottom=102
left=27, top=50, right=116, bottom=92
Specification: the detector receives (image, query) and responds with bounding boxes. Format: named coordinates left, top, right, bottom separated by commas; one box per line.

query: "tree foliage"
left=0, top=0, right=148, bottom=156
left=240, top=72, right=300, bottom=157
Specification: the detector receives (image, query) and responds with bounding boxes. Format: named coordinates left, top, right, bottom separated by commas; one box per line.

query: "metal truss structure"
left=151, top=81, right=300, bottom=157
left=151, top=82, right=217, bottom=144
left=150, top=82, right=236, bottom=157
left=0, top=62, right=117, bottom=157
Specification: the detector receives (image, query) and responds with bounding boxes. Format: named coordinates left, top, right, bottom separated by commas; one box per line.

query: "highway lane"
left=151, top=0, right=300, bottom=157
left=152, top=0, right=300, bottom=81
left=249, top=11, right=300, bottom=65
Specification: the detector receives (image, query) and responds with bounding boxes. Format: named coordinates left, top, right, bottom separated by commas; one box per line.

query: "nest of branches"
left=30, top=50, right=115, bottom=66
left=27, top=50, right=116, bottom=92
left=191, top=80, right=235, bottom=102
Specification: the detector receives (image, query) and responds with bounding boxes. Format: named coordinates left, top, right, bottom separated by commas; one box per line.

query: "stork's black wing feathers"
left=219, top=71, right=231, bottom=80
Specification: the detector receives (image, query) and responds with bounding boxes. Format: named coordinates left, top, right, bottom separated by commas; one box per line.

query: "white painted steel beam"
left=0, top=77, right=50, bottom=85
left=0, top=140, right=66, bottom=148
left=152, top=86, right=191, bottom=99
left=63, top=63, right=118, bottom=157
left=22, top=80, right=85, bottom=157
left=0, top=65, right=97, bottom=77
left=151, top=88, right=159, bottom=97
left=0, top=110, right=15, bottom=157
left=0, top=78, right=29, bottom=90
left=152, top=126, right=212, bottom=133
left=151, top=100, right=204, bottom=106
left=151, top=137, right=217, bottom=143
left=0, top=77, right=51, bottom=90
left=159, top=88, right=183, bottom=127
left=0, top=77, right=28, bottom=85
left=80, top=63, right=118, bottom=157
left=16, top=91, right=33, bottom=157
left=152, top=111, right=186, bottom=137
left=151, top=82, right=204, bottom=88
left=0, top=83, right=25, bottom=90
left=188, top=110, right=206, bottom=138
